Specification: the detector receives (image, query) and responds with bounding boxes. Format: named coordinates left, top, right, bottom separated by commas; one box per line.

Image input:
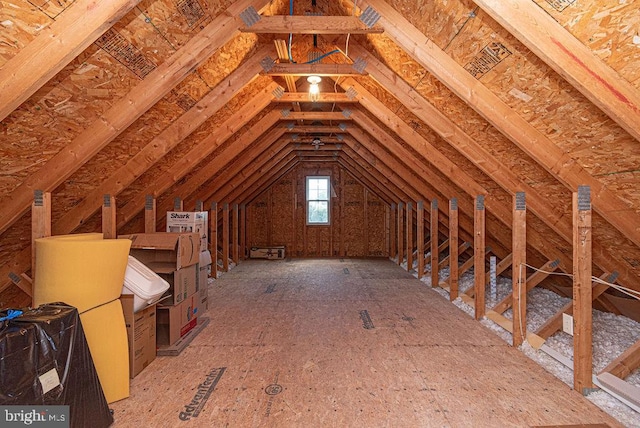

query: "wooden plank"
left=31, top=190, right=51, bottom=295
left=397, top=203, right=404, bottom=266
left=573, top=186, right=593, bottom=394
left=596, top=372, right=640, bottom=413
left=473, top=0, right=640, bottom=144
left=474, top=196, right=486, bottom=320
left=417, top=201, right=424, bottom=279
left=233, top=204, right=239, bottom=265
left=144, top=195, right=156, bottom=233
left=449, top=198, right=459, bottom=300
left=240, top=15, right=383, bottom=34
left=406, top=202, right=413, bottom=272
left=360, top=0, right=640, bottom=250
left=0, top=0, right=272, bottom=237
left=223, top=203, right=230, bottom=272
left=102, top=195, right=117, bottom=239
left=512, top=192, right=527, bottom=347
left=0, top=0, right=140, bottom=121
left=276, top=93, right=356, bottom=103
left=600, top=339, right=640, bottom=380
left=284, top=112, right=353, bottom=121
left=536, top=272, right=613, bottom=339
left=156, top=317, right=210, bottom=357
left=210, top=202, right=218, bottom=279
left=430, top=199, right=439, bottom=288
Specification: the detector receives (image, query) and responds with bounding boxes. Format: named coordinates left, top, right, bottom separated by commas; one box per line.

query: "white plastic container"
left=122, top=255, right=170, bottom=312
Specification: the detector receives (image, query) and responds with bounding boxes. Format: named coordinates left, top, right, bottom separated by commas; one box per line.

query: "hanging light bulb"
left=307, top=75, right=321, bottom=102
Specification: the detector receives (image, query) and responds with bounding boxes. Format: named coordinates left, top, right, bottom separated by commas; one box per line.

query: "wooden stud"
left=241, top=15, right=383, bottom=34
left=573, top=186, right=593, bottom=394
left=144, top=195, right=156, bottom=233
left=102, top=194, right=117, bottom=239
left=233, top=204, right=239, bottom=265
left=417, top=201, right=424, bottom=279
left=512, top=192, right=527, bottom=347
left=406, top=202, right=413, bottom=271
left=223, top=203, right=230, bottom=272
left=430, top=199, right=439, bottom=288
left=385, top=204, right=391, bottom=258
left=31, top=190, right=51, bottom=294
left=390, top=203, right=397, bottom=260
left=240, top=204, right=246, bottom=261
left=449, top=198, right=459, bottom=300
left=364, top=189, right=370, bottom=256
left=210, top=202, right=218, bottom=279
left=474, top=196, right=486, bottom=320
left=397, top=203, right=404, bottom=266
left=174, top=197, right=183, bottom=212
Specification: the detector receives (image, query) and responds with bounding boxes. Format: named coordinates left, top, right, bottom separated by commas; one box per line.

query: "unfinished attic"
left=1, top=0, right=640, bottom=425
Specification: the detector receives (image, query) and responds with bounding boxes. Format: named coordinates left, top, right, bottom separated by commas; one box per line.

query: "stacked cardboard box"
left=121, top=295, right=156, bottom=378
left=119, top=232, right=202, bottom=348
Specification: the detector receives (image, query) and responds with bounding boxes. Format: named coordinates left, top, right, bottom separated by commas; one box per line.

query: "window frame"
left=306, top=175, right=331, bottom=226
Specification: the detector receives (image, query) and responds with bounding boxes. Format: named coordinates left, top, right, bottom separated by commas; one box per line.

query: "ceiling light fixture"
left=307, top=75, right=321, bottom=102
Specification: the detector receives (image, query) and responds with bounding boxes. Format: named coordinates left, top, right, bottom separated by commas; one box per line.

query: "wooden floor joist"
left=600, top=339, right=640, bottom=380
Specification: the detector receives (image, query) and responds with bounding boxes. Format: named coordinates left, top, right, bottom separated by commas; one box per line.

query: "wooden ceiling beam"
left=0, top=0, right=141, bottom=121
left=284, top=125, right=347, bottom=133
left=473, top=0, right=640, bottom=144
left=348, top=43, right=640, bottom=288
left=275, top=93, right=356, bottom=103
left=240, top=15, right=383, bottom=34
left=264, top=63, right=364, bottom=76
left=359, top=0, right=640, bottom=249
left=280, top=111, right=352, bottom=121
left=0, top=0, right=272, bottom=236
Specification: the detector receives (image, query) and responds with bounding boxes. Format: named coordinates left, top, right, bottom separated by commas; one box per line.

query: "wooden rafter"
left=347, top=42, right=639, bottom=289
left=0, top=0, right=141, bottom=121
left=358, top=0, right=640, bottom=251
left=473, top=0, right=640, bottom=144
left=0, top=0, right=273, bottom=237
left=264, top=63, right=365, bottom=76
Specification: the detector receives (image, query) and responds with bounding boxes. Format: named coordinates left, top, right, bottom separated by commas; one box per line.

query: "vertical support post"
left=384, top=204, right=390, bottom=257
left=31, top=190, right=51, bottom=292
left=364, top=189, right=370, bottom=256
left=232, top=203, right=239, bottom=265
left=406, top=201, right=413, bottom=271
left=240, top=204, right=246, bottom=260
left=223, top=203, right=230, bottom=272
left=144, top=195, right=156, bottom=233
left=574, top=186, right=593, bottom=394
left=474, top=195, right=486, bottom=320
left=417, top=201, right=424, bottom=279
left=102, top=194, right=117, bottom=239
left=430, top=199, right=439, bottom=288
left=512, top=192, right=527, bottom=347
left=210, top=202, right=218, bottom=279
left=397, top=202, right=404, bottom=265
left=174, top=197, right=183, bottom=211
left=195, top=200, right=203, bottom=212
left=449, top=198, right=459, bottom=300
left=390, top=203, right=396, bottom=260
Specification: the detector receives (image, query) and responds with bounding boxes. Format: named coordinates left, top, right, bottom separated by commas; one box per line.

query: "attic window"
left=306, top=176, right=330, bottom=225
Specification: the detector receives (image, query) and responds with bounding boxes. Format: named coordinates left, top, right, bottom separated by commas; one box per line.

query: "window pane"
left=309, top=189, right=319, bottom=200
left=308, top=201, right=328, bottom=223
left=317, top=188, right=328, bottom=200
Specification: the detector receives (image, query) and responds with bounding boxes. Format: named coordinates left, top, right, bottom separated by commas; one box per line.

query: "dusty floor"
left=110, top=258, right=622, bottom=427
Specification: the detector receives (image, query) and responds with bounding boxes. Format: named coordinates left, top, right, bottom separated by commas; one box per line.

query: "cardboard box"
left=120, top=232, right=200, bottom=270
left=250, top=246, right=286, bottom=260
left=157, top=263, right=197, bottom=306
left=121, top=295, right=156, bottom=378
left=156, top=293, right=201, bottom=347
left=166, top=211, right=208, bottom=253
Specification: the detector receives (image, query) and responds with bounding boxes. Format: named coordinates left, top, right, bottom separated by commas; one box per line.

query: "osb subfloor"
left=110, top=259, right=622, bottom=427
